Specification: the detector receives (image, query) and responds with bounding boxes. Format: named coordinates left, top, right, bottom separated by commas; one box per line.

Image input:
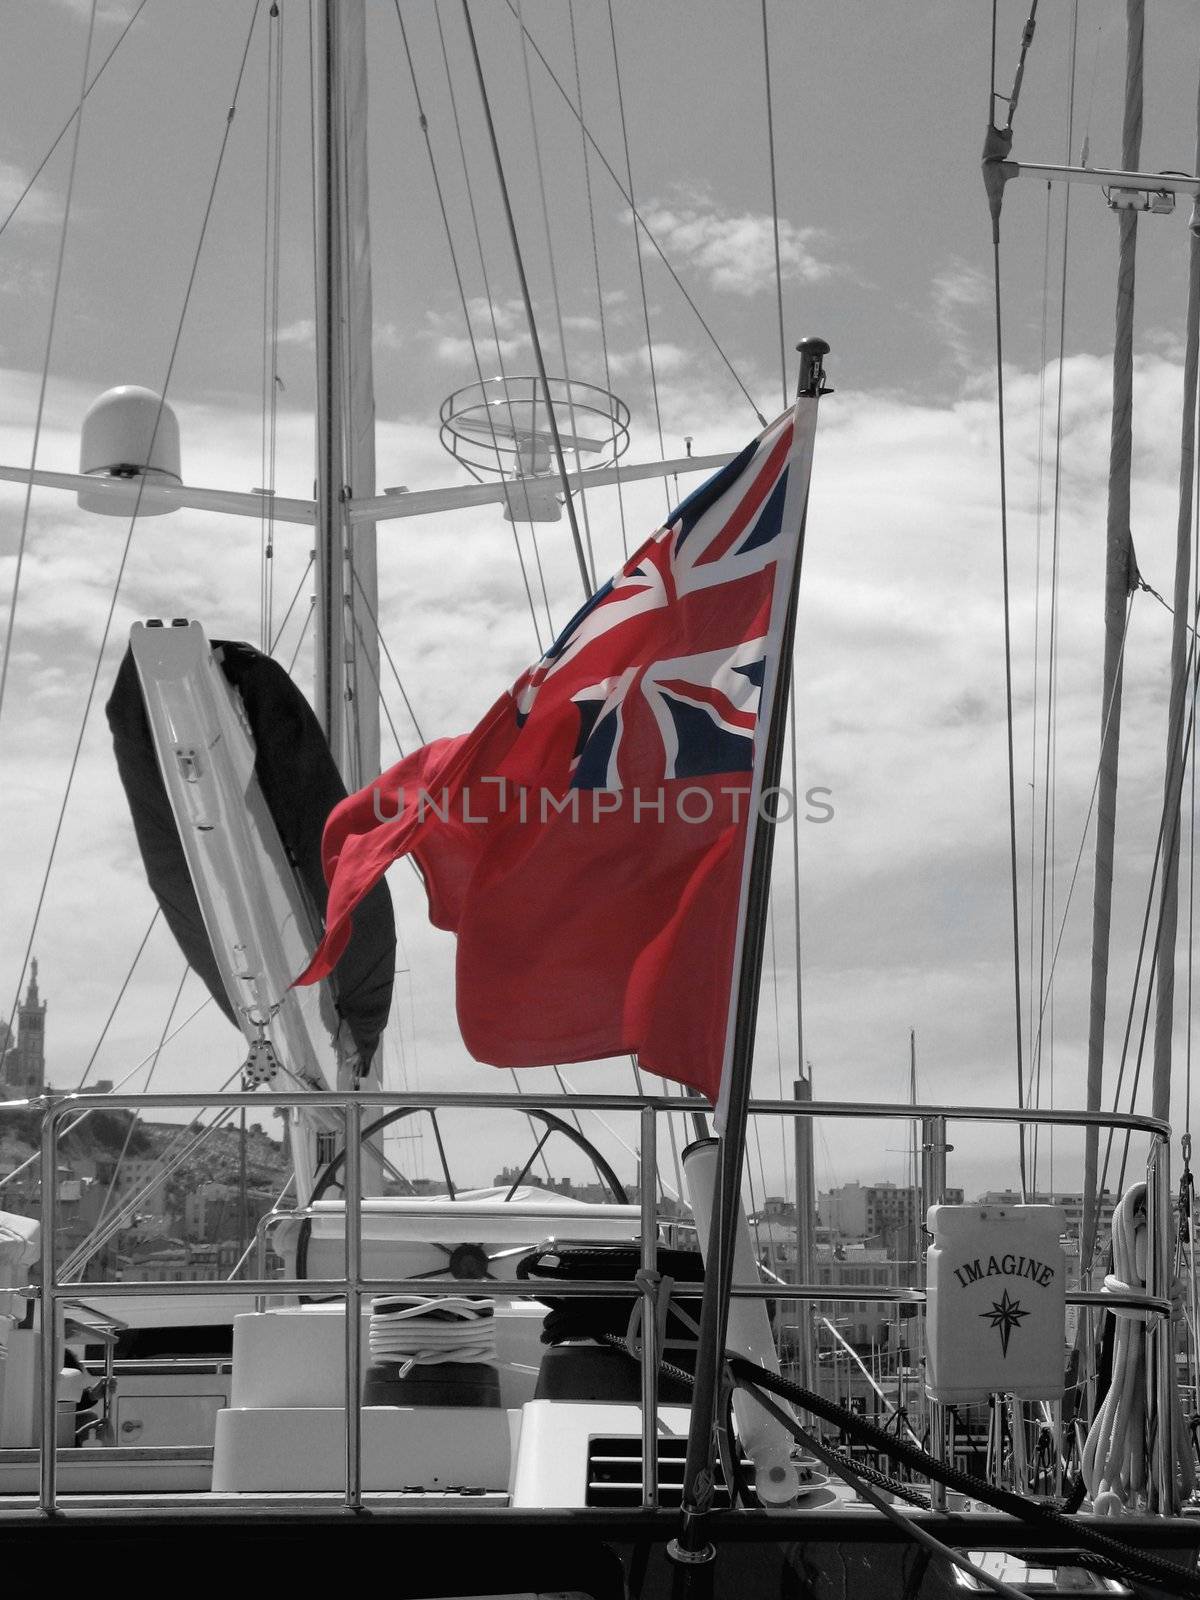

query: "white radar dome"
left=78, top=385, right=181, bottom=516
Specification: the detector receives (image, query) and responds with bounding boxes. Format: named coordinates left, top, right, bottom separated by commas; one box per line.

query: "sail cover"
left=106, top=638, right=395, bottom=1065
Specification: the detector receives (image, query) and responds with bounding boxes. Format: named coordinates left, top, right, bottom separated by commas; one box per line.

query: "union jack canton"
left=512, top=412, right=795, bottom=792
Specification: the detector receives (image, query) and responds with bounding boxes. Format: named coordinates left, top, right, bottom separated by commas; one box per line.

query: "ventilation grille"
left=585, top=1435, right=752, bottom=1508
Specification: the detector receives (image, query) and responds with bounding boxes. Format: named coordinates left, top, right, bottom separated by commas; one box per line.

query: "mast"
left=1082, top=0, right=1143, bottom=1272
left=313, top=0, right=381, bottom=792
left=312, top=1, right=384, bottom=1163
left=1150, top=61, right=1200, bottom=1125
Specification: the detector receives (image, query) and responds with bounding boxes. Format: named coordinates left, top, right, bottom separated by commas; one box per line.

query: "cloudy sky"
left=2, top=0, right=1200, bottom=1206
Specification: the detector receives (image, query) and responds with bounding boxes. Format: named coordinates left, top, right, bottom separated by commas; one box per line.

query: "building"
left=108, top=1155, right=167, bottom=1215
left=818, top=1180, right=964, bottom=1251
left=184, top=1180, right=278, bottom=1244
left=2, top=960, right=46, bottom=1094
left=975, top=1189, right=1119, bottom=1249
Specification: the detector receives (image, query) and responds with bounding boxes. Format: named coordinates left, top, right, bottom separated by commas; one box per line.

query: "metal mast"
left=1150, top=61, right=1200, bottom=1125
left=1082, top=0, right=1143, bottom=1272
left=313, top=1, right=383, bottom=1139
left=314, top=0, right=381, bottom=792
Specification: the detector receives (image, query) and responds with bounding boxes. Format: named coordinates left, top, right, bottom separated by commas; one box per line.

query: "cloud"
left=46, top=0, right=139, bottom=22
left=424, top=297, right=532, bottom=369
left=275, top=319, right=314, bottom=347
left=639, top=187, right=831, bottom=297
left=930, top=259, right=992, bottom=369
left=0, top=347, right=1194, bottom=1196
left=0, top=162, right=60, bottom=230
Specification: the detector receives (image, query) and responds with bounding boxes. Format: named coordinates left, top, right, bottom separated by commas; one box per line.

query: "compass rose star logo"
left=980, top=1289, right=1029, bottom=1356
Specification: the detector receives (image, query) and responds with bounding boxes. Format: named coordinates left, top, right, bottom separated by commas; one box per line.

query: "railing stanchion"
left=38, top=1098, right=59, bottom=1513
left=640, top=1101, right=659, bottom=1508
left=345, top=1097, right=363, bottom=1510
left=921, top=1114, right=950, bottom=1510
left=1148, top=1136, right=1178, bottom=1512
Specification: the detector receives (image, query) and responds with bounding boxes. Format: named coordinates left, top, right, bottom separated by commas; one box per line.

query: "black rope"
left=727, top=1357, right=1200, bottom=1600
left=595, top=1315, right=1199, bottom=1596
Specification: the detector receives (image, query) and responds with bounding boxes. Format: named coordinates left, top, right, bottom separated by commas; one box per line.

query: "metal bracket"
left=624, top=1270, right=680, bottom=1359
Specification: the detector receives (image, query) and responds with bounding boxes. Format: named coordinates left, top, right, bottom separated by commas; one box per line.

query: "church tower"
left=12, top=960, right=46, bottom=1092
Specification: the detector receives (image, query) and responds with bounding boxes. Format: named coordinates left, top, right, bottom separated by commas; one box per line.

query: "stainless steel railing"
left=12, top=1088, right=1176, bottom=1515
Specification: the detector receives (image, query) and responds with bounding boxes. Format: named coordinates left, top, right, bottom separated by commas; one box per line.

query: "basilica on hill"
left=0, top=961, right=45, bottom=1096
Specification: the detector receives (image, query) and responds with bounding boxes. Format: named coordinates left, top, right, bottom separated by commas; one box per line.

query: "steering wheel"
left=294, top=1104, right=629, bottom=1284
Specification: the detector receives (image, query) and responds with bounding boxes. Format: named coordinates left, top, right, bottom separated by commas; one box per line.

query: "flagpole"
left=670, top=338, right=829, bottom=1573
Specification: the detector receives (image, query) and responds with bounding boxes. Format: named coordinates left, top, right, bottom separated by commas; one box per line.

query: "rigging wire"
left=504, top=1067, right=560, bottom=1189
left=87, top=963, right=191, bottom=1253
left=78, top=909, right=162, bottom=1090
left=269, top=553, right=314, bottom=657
left=259, top=0, right=285, bottom=653
left=1150, top=41, right=1200, bottom=1123
left=760, top=0, right=788, bottom=410
left=1098, top=577, right=1200, bottom=1209
left=986, top=0, right=1044, bottom=1199
left=351, top=565, right=426, bottom=742
left=60, top=1072, right=244, bottom=1282
left=766, top=897, right=790, bottom=1206
left=787, top=686, right=805, bottom=1091
left=760, top=0, right=806, bottom=1184
left=553, top=1067, right=680, bottom=1202
left=988, top=217, right=1029, bottom=1200
left=350, top=613, right=407, bottom=762
left=1029, top=1, right=1080, bottom=1185
left=64, top=1048, right=337, bottom=1282
left=4, top=1, right=266, bottom=1051
left=516, top=0, right=598, bottom=591
left=0, top=994, right=215, bottom=1197
left=459, top=0, right=592, bottom=601
left=0, top=0, right=99, bottom=740
left=568, top=0, right=630, bottom=562
left=1186, top=363, right=1200, bottom=1403
left=425, top=1, right=556, bottom=633
left=417, top=0, right=550, bottom=651
left=1026, top=176, right=1053, bottom=1185
left=224, top=1172, right=295, bottom=1281
left=0, top=0, right=151, bottom=241
left=508, top=0, right=766, bottom=429
left=285, top=596, right=316, bottom=676
left=1043, top=3, right=1082, bottom=1195
left=606, top=0, right=669, bottom=515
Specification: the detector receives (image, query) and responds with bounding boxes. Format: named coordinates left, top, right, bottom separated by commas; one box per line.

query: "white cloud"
left=424, top=297, right=532, bottom=370
left=275, top=319, right=314, bottom=347
left=0, top=162, right=59, bottom=230
left=930, top=259, right=992, bottom=368
left=0, top=347, right=1194, bottom=1194
left=46, top=0, right=139, bottom=22
left=639, top=187, right=830, bottom=297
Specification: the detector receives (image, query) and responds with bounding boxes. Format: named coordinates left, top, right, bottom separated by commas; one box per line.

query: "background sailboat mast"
left=1082, top=0, right=1143, bottom=1271
left=313, top=0, right=381, bottom=791
left=1150, top=67, right=1200, bottom=1124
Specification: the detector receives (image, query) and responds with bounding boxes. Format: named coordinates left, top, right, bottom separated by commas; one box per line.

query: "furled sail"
left=106, top=633, right=395, bottom=1068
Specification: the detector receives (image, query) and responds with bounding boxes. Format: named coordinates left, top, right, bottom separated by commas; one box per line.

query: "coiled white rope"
left=368, top=1296, right=498, bottom=1380
left=1080, top=1183, right=1195, bottom=1512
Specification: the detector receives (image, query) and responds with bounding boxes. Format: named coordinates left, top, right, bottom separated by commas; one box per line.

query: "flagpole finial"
left=795, top=337, right=831, bottom=398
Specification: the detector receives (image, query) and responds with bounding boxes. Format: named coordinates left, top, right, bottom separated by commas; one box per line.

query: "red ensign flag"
left=298, top=409, right=811, bottom=1105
